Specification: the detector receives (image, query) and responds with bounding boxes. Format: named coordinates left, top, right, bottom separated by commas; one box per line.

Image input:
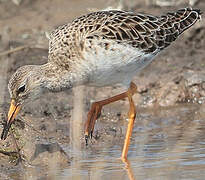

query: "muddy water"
left=0, top=1, right=205, bottom=179
left=35, top=104, right=204, bottom=180
left=1, top=101, right=205, bottom=179
left=60, top=104, right=205, bottom=180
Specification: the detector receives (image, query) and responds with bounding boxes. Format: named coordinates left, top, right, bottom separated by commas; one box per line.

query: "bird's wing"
left=48, top=8, right=201, bottom=64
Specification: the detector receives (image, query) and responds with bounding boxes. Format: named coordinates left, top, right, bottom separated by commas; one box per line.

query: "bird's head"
left=1, top=65, right=44, bottom=140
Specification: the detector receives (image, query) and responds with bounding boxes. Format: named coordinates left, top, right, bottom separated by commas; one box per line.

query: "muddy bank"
left=0, top=0, right=205, bottom=178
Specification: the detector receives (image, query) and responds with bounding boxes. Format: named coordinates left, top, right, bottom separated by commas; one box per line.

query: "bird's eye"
left=17, top=85, right=26, bottom=93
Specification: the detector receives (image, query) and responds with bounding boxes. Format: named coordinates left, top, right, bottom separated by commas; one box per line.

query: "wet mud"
left=0, top=0, right=205, bottom=179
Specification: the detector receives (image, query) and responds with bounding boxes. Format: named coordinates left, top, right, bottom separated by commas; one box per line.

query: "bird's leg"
left=84, top=82, right=137, bottom=146
left=85, top=92, right=128, bottom=144
left=86, top=102, right=102, bottom=139
left=121, top=83, right=137, bottom=160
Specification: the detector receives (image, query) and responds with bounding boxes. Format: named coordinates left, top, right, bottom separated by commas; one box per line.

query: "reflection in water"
left=5, top=104, right=205, bottom=179
left=63, top=104, right=205, bottom=180
left=69, top=86, right=85, bottom=179
left=122, top=158, right=135, bottom=180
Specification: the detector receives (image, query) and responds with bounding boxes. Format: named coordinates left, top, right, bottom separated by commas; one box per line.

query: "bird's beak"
left=1, top=99, right=21, bottom=140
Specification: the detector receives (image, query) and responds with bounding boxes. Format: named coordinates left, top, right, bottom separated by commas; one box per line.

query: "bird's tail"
left=156, top=7, right=202, bottom=48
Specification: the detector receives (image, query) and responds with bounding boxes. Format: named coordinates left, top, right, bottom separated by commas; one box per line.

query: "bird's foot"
left=85, top=134, right=89, bottom=146
left=85, top=130, right=94, bottom=146
left=84, top=102, right=102, bottom=145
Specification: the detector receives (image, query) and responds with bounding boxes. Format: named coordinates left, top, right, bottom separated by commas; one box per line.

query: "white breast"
left=73, top=39, right=158, bottom=88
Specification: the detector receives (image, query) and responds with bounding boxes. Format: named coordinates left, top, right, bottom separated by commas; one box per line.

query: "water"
left=57, top=104, right=205, bottom=180
left=2, top=104, right=205, bottom=180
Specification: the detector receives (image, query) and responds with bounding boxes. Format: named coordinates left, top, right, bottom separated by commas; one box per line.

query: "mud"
left=0, top=0, right=205, bottom=179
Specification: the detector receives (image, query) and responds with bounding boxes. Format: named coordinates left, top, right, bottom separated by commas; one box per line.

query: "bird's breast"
left=73, top=39, right=158, bottom=87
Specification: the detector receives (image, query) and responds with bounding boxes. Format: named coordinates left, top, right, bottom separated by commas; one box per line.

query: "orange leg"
left=85, top=91, right=128, bottom=143
left=85, top=82, right=137, bottom=159
left=121, top=87, right=136, bottom=160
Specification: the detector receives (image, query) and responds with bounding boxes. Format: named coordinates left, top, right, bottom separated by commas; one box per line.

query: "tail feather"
left=173, top=8, right=202, bottom=35
left=156, top=7, right=202, bottom=49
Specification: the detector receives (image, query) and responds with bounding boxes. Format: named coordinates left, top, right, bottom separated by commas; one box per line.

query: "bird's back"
left=48, top=8, right=201, bottom=64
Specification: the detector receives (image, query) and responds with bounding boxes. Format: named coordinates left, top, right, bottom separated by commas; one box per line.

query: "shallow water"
left=0, top=1, right=205, bottom=179
left=2, top=104, right=205, bottom=180
left=55, top=104, right=205, bottom=180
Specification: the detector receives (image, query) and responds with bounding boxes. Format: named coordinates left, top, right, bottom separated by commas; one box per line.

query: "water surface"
left=60, top=104, right=205, bottom=180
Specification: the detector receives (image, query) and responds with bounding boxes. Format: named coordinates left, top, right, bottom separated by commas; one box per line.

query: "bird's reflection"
left=122, top=158, right=135, bottom=180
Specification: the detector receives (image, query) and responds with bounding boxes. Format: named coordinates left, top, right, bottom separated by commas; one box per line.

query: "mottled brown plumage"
left=48, top=7, right=202, bottom=66
left=1, top=8, right=202, bottom=159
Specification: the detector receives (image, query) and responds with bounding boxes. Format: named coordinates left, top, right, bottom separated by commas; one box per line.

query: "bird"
left=1, top=7, right=202, bottom=160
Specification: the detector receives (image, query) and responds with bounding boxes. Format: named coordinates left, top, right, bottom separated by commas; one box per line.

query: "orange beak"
left=1, top=99, right=21, bottom=140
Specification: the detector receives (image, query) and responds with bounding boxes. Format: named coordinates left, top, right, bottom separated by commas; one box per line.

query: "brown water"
left=10, top=104, right=203, bottom=180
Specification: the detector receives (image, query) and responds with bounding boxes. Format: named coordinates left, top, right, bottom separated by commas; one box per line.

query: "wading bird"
left=1, top=7, right=202, bottom=160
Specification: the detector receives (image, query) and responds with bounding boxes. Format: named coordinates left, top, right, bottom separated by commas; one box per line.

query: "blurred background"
left=0, top=0, right=205, bottom=179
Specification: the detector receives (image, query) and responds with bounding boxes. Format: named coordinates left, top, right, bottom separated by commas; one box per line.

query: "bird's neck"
left=39, top=63, right=77, bottom=92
